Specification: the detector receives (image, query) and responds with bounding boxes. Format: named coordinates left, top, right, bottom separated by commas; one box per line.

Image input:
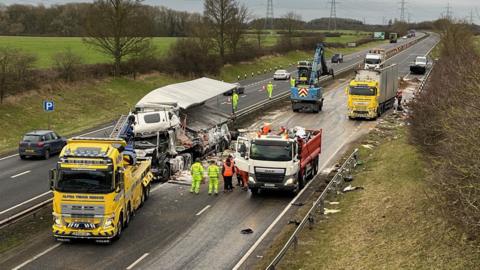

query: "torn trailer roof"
left=183, top=105, right=231, bottom=132
left=135, top=77, right=237, bottom=110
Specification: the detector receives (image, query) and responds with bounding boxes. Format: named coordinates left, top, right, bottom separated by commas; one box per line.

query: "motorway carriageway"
left=0, top=33, right=439, bottom=270
left=0, top=34, right=426, bottom=222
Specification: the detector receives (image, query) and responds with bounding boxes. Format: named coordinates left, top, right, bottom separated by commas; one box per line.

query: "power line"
left=328, top=0, right=338, bottom=31
left=399, top=0, right=407, bottom=22
left=265, top=0, right=274, bottom=30
left=443, top=2, right=453, bottom=20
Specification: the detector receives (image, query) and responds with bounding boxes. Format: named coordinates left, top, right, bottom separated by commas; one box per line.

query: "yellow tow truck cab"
left=347, top=64, right=398, bottom=119
left=50, top=137, right=153, bottom=243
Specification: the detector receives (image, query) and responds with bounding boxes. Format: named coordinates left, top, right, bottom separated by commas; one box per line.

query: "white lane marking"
left=0, top=125, right=114, bottom=162
left=195, top=205, right=211, bottom=216
left=126, top=253, right=150, bottom=270
left=0, top=154, right=19, bottom=161
left=10, top=170, right=31, bottom=179
left=232, top=127, right=363, bottom=270
left=0, top=190, right=52, bottom=215
left=12, top=243, right=62, bottom=270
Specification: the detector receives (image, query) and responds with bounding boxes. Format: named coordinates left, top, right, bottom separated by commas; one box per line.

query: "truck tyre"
left=299, top=171, right=306, bottom=189
left=20, top=155, right=26, bottom=160
left=140, top=187, right=146, bottom=207
left=114, top=217, right=123, bottom=241
left=144, top=184, right=151, bottom=201
left=162, top=165, right=171, bottom=181
left=250, top=188, right=259, bottom=196
left=125, top=204, right=131, bottom=228
left=319, top=101, right=323, bottom=112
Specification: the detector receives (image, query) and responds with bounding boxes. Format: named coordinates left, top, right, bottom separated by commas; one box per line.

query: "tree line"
left=0, top=3, right=198, bottom=37
left=410, top=21, right=480, bottom=241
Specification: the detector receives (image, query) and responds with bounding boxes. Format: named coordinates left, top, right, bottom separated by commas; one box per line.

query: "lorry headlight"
left=54, top=216, right=62, bottom=226
left=285, top=177, right=296, bottom=186
left=103, top=217, right=114, bottom=228
left=248, top=176, right=256, bottom=184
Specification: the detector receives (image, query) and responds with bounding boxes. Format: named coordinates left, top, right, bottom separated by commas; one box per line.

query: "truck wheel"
left=250, top=188, right=259, bottom=196
left=114, top=217, right=123, bottom=241
left=162, top=165, right=171, bottom=181
left=319, top=102, right=323, bottom=112
left=125, top=204, right=131, bottom=228
left=140, top=188, right=146, bottom=207
left=299, top=171, right=306, bottom=189
left=20, top=155, right=26, bottom=160
left=144, top=184, right=151, bottom=201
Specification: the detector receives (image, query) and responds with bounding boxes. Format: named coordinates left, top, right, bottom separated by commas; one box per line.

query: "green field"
left=0, top=36, right=178, bottom=68
left=0, top=31, right=371, bottom=69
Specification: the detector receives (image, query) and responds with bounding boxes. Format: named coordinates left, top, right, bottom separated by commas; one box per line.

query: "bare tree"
left=53, top=48, right=84, bottom=81
left=227, top=4, right=249, bottom=56
left=83, top=0, right=153, bottom=76
left=204, top=0, right=238, bottom=60
left=281, top=12, right=303, bottom=36
left=251, top=19, right=267, bottom=49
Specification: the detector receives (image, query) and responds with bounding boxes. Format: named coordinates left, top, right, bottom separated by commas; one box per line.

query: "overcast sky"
left=2, top=0, right=479, bottom=24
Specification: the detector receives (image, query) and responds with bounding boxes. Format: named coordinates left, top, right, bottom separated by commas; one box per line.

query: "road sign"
left=373, top=32, right=385, bottom=40
left=43, top=100, right=54, bottom=112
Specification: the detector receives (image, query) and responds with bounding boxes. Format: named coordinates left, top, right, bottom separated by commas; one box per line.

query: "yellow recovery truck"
left=347, top=64, right=398, bottom=119
left=49, top=137, right=153, bottom=243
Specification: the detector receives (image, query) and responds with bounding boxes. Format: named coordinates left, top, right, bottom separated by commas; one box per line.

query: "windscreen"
left=350, top=86, right=377, bottom=96
left=56, top=169, right=113, bottom=193
left=250, top=140, right=292, bottom=161
left=365, top=58, right=380, bottom=64
left=23, top=135, right=42, bottom=142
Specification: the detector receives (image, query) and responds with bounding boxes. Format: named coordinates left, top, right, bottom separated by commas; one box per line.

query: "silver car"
left=273, top=70, right=291, bottom=80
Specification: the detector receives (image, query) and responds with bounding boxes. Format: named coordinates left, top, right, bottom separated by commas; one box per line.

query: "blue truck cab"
left=290, top=85, right=324, bottom=113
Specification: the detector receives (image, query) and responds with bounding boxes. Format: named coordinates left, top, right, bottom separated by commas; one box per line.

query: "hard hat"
left=195, top=157, right=201, bottom=163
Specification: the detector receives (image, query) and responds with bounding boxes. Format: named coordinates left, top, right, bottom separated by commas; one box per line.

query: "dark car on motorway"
left=19, top=130, right=66, bottom=160
left=223, top=83, right=245, bottom=96
left=331, top=53, right=344, bottom=63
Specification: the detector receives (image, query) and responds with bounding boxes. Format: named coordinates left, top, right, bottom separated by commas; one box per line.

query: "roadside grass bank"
left=272, top=115, right=480, bottom=270
left=0, top=39, right=384, bottom=154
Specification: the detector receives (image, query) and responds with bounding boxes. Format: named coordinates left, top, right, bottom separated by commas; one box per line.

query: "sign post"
left=43, top=100, right=55, bottom=129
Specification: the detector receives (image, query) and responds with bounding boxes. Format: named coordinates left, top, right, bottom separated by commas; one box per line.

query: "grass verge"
left=274, top=116, right=480, bottom=270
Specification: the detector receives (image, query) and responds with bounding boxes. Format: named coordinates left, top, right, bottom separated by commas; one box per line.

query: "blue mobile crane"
left=291, top=43, right=334, bottom=113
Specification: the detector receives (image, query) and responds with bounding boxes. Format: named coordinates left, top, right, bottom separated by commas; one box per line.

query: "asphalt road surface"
left=1, top=33, right=439, bottom=270
left=0, top=33, right=427, bottom=221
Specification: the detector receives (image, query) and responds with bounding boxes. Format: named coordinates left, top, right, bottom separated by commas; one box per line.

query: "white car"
left=273, top=69, right=291, bottom=80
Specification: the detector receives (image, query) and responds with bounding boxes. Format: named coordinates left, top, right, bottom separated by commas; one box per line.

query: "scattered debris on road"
left=241, top=228, right=254, bottom=234
left=324, top=208, right=341, bottom=214
left=342, top=185, right=364, bottom=193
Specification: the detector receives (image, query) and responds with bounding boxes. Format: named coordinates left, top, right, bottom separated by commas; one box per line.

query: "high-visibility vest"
left=223, top=162, right=234, bottom=177
left=267, top=84, right=273, bottom=92
left=208, top=165, right=220, bottom=180
left=191, top=162, right=204, bottom=180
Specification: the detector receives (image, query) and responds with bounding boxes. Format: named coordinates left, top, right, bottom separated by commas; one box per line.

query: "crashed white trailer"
left=131, top=77, right=237, bottom=180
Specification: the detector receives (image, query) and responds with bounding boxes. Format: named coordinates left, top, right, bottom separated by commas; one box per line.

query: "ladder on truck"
left=110, top=115, right=129, bottom=138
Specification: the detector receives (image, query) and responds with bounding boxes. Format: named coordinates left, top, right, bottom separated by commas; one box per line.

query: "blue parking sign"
left=43, top=100, right=55, bottom=112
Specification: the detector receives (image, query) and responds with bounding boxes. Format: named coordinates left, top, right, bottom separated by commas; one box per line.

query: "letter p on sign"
left=43, top=100, right=55, bottom=112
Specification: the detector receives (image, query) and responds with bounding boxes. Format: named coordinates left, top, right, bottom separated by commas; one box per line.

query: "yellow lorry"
left=49, top=137, right=153, bottom=243
left=347, top=64, right=398, bottom=119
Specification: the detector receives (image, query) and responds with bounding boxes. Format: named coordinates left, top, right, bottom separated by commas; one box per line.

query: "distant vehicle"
left=389, top=32, right=398, bottom=43
left=331, top=53, right=344, bottom=63
left=410, top=56, right=428, bottom=75
left=223, top=82, right=245, bottom=96
left=364, top=48, right=386, bottom=70
left=19, top=130, right=66, bottom=159
left=273, top=69, right=291, bottom=80
left=407, top=30, right=416, bottom=38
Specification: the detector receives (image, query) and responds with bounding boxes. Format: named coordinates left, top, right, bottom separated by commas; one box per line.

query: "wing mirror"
left=49, top=168, right=57, bottom=190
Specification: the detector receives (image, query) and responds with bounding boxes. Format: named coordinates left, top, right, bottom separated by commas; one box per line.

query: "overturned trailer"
left=113, top=77, right=237, bottom=180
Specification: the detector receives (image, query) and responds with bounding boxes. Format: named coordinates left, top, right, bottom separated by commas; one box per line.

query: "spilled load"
left=112, top=77, right=237, bottom=180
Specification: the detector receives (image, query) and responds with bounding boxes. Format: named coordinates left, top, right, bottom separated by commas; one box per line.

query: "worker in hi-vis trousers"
left=207, top=160, right=220, bottom=195
left=190, top=158, right=204, bottom=194
left=232, top=91, right=239, bottom=113
left=266, top=81, right=273, bottom=99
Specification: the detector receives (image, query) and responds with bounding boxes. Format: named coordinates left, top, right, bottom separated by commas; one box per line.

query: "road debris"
left=241, top=228, right=254, bottom=234
left=343, top=184, right=364, bottom=193
left=362, top=144, right=374, bottom=149
left=324, top=208, right=341, bottom=214
left=291, top=202, right=305, bottom=206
